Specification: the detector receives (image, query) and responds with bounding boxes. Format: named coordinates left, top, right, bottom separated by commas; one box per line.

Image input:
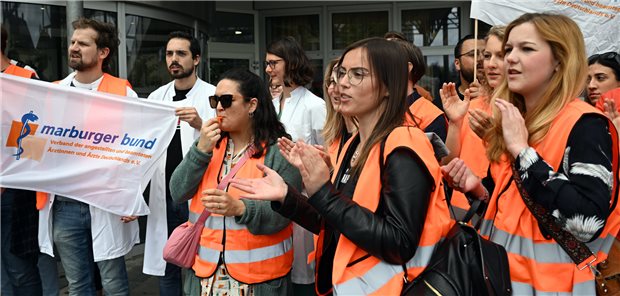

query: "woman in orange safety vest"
left=440, top=25, right=506, bottom=220
left=231, top=37, right=453, bottom=295
left=169, top=68, right=302, bottom=295
left=442, top=13, right=620, bottom=295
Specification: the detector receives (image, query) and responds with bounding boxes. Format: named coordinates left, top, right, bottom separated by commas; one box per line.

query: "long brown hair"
left=338, top=38, right=410, bottom=175
left=321, top=58, right=350, bottom=148
left=486, top=13, right=587, bottom=162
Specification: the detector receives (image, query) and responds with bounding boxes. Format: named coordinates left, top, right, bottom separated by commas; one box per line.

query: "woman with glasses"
left=265, top=36, right=326, bottom=295
left=442, top=13, right=620, bottom=294
left=231, top=37, right=453, bottom=295
left=587, top=51, right=620, bottom=106
left=169, top=68, right=302, bottom=296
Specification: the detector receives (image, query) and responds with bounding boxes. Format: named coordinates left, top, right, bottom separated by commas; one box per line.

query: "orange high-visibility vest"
left=322, top=126, right=453, bottom=295
left=414, top=84, right=433, bottom=102
left=450, top=97, right=492, bottom=218
left=482, top=99, right=620, bottom=294
left=188, top=137, right=293, bottom=284
left=407, top=97, right=447, bottom=131
left=37, top=74, right=134, bottom=209
left=3, top=64, right=36, bottom=78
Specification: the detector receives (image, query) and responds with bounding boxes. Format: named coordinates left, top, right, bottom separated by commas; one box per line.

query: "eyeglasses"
left=335, top=66, right=370, bottom=86
left=264, top=59, right=283, bottom=69
left=209, top=94, right=234, bottom=109
left=458, top=49, right=484, bottom=59
left=589, top=52, right=620, bottom=66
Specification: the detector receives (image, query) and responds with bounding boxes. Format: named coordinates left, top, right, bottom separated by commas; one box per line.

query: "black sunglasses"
left=209, top=94, right=234, bottom=109
left=589, top=52, right=620, bottom=66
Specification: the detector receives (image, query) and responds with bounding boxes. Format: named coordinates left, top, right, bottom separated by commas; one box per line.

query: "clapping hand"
left=229, top=163, right=288, bottom=203
left=495, top=99, right=528, bottom=158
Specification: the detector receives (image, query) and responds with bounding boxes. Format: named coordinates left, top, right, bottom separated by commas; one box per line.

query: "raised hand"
left=201, top=188, right=245, bottom=217
left=439, top=82, right=470, bottom=123
left=197, top=117, right=221, bottom=154
left=603, top=98, right=620, bottom=136
left=229, top=163, right=288, bottom=203
left=495, top=99, right=528, bottom=158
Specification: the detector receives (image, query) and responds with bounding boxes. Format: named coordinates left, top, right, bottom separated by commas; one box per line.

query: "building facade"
left=1, top=1, right=481, bottom=98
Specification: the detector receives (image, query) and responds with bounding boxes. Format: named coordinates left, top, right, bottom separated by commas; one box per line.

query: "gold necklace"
left=350, top=147, right=361, bottom=166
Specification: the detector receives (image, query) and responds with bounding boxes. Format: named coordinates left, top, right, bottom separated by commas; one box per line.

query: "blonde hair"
left=482, top=25, right=507, bottom=96
left=486, top=13, right=587, bottom=162
left=485, top=25, right=506, bottom=43
left=321, top=58, right=350, bottom=148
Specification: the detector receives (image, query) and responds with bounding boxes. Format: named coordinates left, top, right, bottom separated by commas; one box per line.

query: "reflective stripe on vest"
left=188, top=137, right=293, bottom=283
left=4, top=64, right=35, bottom=78
left=485, top=99, right=620, bottom=293
left=328, top=126, right=453, bottom=295
left=333, top=243, right=439, bottom=295
left=511, top=279, right=594, bottom=296
left=480, top=219, right=616, bottom=264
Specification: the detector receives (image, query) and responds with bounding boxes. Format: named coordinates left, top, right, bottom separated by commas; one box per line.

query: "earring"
left=249, top=111, right=254, bottom=118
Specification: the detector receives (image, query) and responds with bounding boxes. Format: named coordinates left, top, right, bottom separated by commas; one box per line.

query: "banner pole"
left=474, top=18, right=479, bottom=83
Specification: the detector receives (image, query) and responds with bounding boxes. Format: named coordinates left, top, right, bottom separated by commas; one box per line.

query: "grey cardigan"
left=170, top=139, right=302, bottom=296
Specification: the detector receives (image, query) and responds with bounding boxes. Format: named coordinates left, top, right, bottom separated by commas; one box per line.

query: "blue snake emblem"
left=13, top=111, right=39, bottom=160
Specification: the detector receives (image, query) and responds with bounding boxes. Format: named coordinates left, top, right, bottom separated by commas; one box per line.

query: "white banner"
left=0, top=74, right=177, bottom=216
left=470, top=0, right=620, bottom=56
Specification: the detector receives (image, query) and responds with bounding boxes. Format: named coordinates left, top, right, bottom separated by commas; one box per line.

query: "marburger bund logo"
left=6, top=111, right=46, bottom=161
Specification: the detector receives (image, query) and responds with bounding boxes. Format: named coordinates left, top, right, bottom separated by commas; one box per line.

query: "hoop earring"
left=249, top=111, right=254, bottom=118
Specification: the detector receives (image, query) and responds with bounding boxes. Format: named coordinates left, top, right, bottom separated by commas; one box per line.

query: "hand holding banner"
left=0, top=74, right=177, bottom=216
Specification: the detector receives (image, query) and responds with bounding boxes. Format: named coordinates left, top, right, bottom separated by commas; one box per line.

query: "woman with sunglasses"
left=587, top=51, right=620, bottom=106
left=169, top=68, right=302, bottom=295
left=231, top=38, right=453, bottom=295
left=442, top=14, right=620, bottom=294
left=265, top=36, right=326, bottom=295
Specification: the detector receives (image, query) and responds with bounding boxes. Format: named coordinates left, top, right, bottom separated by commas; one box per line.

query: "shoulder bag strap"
left=196, top=145, right=255, bottom=224
left=511, top=165, right=597, bottom=270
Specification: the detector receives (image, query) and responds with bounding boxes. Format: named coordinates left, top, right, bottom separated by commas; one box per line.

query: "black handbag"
left=400, top=197, right=512, bottom=296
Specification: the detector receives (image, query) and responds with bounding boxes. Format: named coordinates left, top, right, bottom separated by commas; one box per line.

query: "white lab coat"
left=273, top=85, right=326, bottom=284
left=142, top=78, right=216, bottom=275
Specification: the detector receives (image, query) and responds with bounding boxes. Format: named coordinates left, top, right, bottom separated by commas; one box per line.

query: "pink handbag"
left=163, top=146, right=253, bottom=268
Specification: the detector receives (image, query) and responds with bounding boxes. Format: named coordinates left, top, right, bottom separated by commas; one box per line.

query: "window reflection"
left=210, top=12, right=253, bottom=44
left=209, top=58, right=250, bottom=84
left=125, top=15, right=192, bottom=97
left=309, top=59, right=323, bottom=98
left=84, top=9, right=118, bottom=77
left=422, top=55, right=455, bottom=100
left=332, top=11, right=388, bottom=50
left=266, top=15, right=319, bottom=51
left=401, top=7, right=460, bottom=47
left=2, top=2, right=66, bottom=82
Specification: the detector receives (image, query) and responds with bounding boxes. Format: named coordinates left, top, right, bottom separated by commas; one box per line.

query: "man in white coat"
left=38, top=17, right=139, bottom=296
left=143, top=31, right=215, bottom=295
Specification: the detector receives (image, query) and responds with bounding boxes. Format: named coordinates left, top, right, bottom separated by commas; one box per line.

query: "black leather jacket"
left=273, top=146, right=435, bottom=265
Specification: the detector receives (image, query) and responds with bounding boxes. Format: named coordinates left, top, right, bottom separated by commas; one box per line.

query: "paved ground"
left=57, top=244, right=161, bottom=295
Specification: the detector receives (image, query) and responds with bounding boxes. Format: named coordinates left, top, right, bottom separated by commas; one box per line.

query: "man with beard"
left=453, top=34, right=485, bottom=100
left=39, top=17, right=138, bottom=296
left=143, top=31, right=215, bottom=295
